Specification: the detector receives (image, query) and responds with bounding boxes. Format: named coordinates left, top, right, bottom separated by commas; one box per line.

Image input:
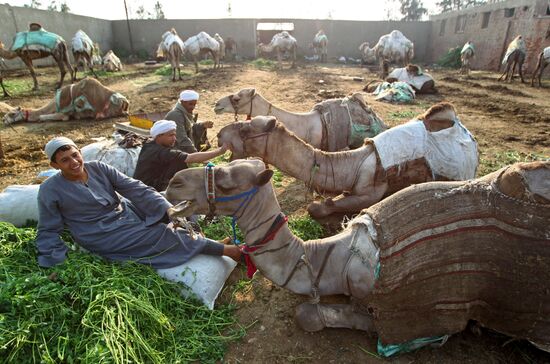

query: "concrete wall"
left=111, top=18, right=432, bottom=62
left=429, top=0, right=550, bottom=72
left=0, top=4, right=112, bottom=68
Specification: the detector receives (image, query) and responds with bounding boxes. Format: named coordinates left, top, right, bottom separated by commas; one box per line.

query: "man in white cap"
left=134, top=119, right=228, bottom=192
left=164, top=89, right=213, bottom=153
left=36, top=136, right=241, bottom=270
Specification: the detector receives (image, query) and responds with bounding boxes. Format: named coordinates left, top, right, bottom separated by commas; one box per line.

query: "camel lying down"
left=166, top=159, right=550, bottom=356
left=3, top=78, right=128, bottom=125
left=217, top=102, right=478, bottom=220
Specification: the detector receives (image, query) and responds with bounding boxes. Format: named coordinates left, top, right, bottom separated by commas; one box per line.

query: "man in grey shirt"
left=36, top=136, right=241, bottom=269
left=164, top=90, right=213, bottom=153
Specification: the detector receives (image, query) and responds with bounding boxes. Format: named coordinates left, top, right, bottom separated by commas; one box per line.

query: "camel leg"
left=498, top=63, right=510, bottom=81
left=539, top=63, right=549, bottom=87
left=171, top=65, right=176, bottom=82
left=54, top=54, right=68, bottom=90
left=295, top=303, right=373, bottom=332
left=22, top=58, right=39, bottom=91
left=87, top=56, right=98, bottom=79
left=307, top=188, right=387, bottom=219
left=277, top=49, right=282, bottom=69
left=531, top=54, right=542, bottom=87
left=0, top=78, right=9, bottom=97
left=518, top=60, right=525, bottom=83
left=291, top=47, right=296, bottom=68
left=38, top=113, right=70, bottom=122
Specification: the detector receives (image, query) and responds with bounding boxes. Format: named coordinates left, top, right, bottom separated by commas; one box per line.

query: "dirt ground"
left=0, top=61, right=549, bottom=363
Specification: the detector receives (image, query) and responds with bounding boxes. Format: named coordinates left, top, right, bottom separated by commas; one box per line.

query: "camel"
left=498, top=35, right=526, bottom=83
left=531, top=46, right=550, bottom=87
left=257, top=31, right=297, bottom=69
left=213, top=33, right=226, bottom=62
left=160, top=29, right=184, bottom=81
left=386, top=64, right=436, bottom=94
left=0, top=59, right=9, bottom=97
left=71, top=30, right=98, bottom=80
left=183, top=31, right=221, bottom=73
left=0, top=24, right=74, bottom=90
left=373, top=30, right=414, bottom=78
left=312, top=30, right=328, bottom=63
left=102, top=50, right=123, bottom=72
left=359, top=42, right=376, bottom=65
left=225, top=37, right=237, bottom=61
left=166, top=158, right=550, bottom=356
left=214, top=88, right=387, bottom=151
left=217, top=103, right=478, bottom=220
left=3, top=78, right=128, bottom=125
left=460, top=41, right=475, bottom=75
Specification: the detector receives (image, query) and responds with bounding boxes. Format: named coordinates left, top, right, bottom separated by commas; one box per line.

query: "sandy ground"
left=0, top=61, right=549, bottom=363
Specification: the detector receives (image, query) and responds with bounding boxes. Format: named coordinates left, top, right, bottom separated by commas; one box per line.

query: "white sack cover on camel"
left=102, top=50, right=123, bottom=71
left=0, top=185, right=40, bottom=227
left=502, top=37, right=526, bottom=65
left=157, top=255, right=237, bottom=309
left=375, top=30, right=413, bottom=59
left=270, top=31, right=297, bottom=48
left=388, top=67, right=433, bottom=91
left=544, top=47, right=550, bottom=61
left=81, top=140, right=141, bottom=177
left=372, top=119, right=478, bottom=181
left=161, top=31, right=184, bottom=54
left=183, top=32, right=219, bottom=55
left=71, top=30, right=94, bottom=54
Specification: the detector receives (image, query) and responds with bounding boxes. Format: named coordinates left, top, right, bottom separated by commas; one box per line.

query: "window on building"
left=504, top=8, right=515, bottom=17
left=481, top=12, right=491, bottom=28
left=546, top=5, right=550, bottom=15
left=455, top=15, right=467, bottom=33
left=439, top=19, right=446, bottom=36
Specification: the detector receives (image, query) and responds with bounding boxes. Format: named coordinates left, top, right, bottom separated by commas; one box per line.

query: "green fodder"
left=288, top=215, right=325, bottom=241
left=154, top=64, right=192, bottom=77
left=478, top=150, right=548, bottom=176
left=0, top=222, right=243, bottom=364
left=199, top=59, right=214, bottom=65
left=249, top=58, right=276, bottom=69
left=437, top=46, right=462, bottom=68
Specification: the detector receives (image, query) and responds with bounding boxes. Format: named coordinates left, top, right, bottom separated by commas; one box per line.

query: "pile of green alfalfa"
left=437, top=46, right=462, bottom=68
left=0, top=222, right=243, bottom=363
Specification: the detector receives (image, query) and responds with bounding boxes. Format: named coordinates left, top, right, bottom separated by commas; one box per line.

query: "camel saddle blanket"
left=388, top=68, right=434, bottom=91
left=372, top=119, right=478, bottom=182
left=313, top=34, right=328, bottom=45
left=161, top=31, right=184, bottom=53
left=362, top=163, right=550, bottom=352
left=71, top=30, right=94, bottom=54
left=313, top=93, right=387, bottom=151
left=502, top=38, right=526, bottom=65
left=460, top=43, right=475, bottom=55
left=184, top=32, right=219, bottom=55
left=11, top=29, right=63, bottom=52
left=373, top=81, right=415, bottom=103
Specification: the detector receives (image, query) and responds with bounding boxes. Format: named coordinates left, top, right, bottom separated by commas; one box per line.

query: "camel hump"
left=416, top=102, right=456, bottom=131
left=496, top=161, right=550, bottom=204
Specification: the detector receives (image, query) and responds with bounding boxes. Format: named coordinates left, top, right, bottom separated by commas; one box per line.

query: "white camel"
left=102, top=50, right=123, bottom=72
left=373, top=30, right=414, bottom=78
left=166, top=159, right=550, bottom=355
left=183, top=31, right=221, bottom=73
left=213, top=33, right=226, bottom=62
left=359, top=42, right=377, bottom=65
left=460, top=41, right=475, bottom=75
left=214, top=88, right=386, bottom=151
left=257, top=31, right=297, bottom=69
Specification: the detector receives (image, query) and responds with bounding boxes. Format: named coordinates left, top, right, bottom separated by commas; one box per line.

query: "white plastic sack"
left=156, top=254, right=237, bottom=309
left=543, top=47, right=550, bottom=62
left=71, top=30, right=93, bottom=54
left=372, top=119, right=478, bottom=181
left=0, top=185, right=40, bottom=227
left=161, top=31, right=184, bottom=53
left=388, top=68, right=434, bottom=91
left=81, top=140, right=141, bottom=177
left=183, top=32, right=219, bottom=55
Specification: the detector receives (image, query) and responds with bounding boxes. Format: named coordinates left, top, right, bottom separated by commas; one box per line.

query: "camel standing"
left=183, top=31, right=221, bottom=73
left=498, top=35, right=526, bottom=83
left=160, top=29, right=184, bottom=81
left=217, top=103, right=478, bottom=219
left=312, top=30, right=328, bottom=63
left=0, top=58, right=9, bottom=97
left=0, top=27, right=74, bottom=90
left=257, top=31, right=297, bottom=69
left=359, top=42, right=376, bottom=65
left=531, top=46, right=550, bottom=87
left=373, top=30, right=414, bottom=78
left=460, top=41, right=475, bottom=75
left=225, top=37, right=237, bottom=61
left=213, top=33, right=226, bottom=63
left=166, top=159, right=550, bottom=354
left=71, top=30, right=98, bottom=80
left=214, top=88, right=386, bottom=151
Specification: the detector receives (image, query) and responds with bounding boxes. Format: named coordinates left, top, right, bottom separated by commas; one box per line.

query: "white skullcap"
left=45, top=136, right=77, bottom=161
left=179, top=90, right=199, bottom=101
left=150, top=119, right=177, bottom=138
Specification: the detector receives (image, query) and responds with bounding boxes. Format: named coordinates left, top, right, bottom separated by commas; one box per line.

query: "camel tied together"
left=165, top=158, right=550, bottom=356
left=3, top=78, right=128, bottom=125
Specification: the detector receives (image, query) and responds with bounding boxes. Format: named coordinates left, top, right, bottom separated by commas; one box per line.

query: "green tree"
left=399, top=0, right=428, bottom=20
left=153, top=1, right=165, bottom=19
left=436, top=0, right=486, bottom=13
left=59, top=1, right=70, bottom=12
left=25, top=0, right=42, bottom=8
left=47, top=0, right=57, bottom=11
left=136, top=5, right=148, bottom=19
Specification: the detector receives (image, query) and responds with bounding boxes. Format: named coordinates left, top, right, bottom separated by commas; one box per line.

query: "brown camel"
left=183, top=31, right=221, bottom=73
left=165, top=159, right=550, bottom=356
left=217, top=102, right=478, bottom=220
left=498, top=36, right=526, bottom=83
left=71, top=30, right=98, bottom=80
left=0, top=61, right=9, bottom=97
left=257, top=31, right=297, bottom=69
left=0, top=33, right=74, bottom=91
left=531, top=46, right=550, bottom=87
left=160, top=29, right=184, bottom=81
left=460, top=41, right=475, bottom=75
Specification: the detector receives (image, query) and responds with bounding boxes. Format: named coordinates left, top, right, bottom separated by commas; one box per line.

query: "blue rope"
left=215, top=186, right=259, bottom=245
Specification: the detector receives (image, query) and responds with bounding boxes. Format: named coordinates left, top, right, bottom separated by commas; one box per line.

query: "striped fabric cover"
left=363, top=166, right=550, bottom=350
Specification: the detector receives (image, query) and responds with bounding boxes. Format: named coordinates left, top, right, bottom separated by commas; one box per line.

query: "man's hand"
left=199, top=121, right=214, bottom=129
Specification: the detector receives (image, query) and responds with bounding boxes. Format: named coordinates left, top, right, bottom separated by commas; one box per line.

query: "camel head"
left=213, top=88, right=256, bottom=115
left=3, top=106, right=24, bottom=125
left=217, top=116, right=277, bottom=160
left=359, top=42, right=369, bottom=52
left=494, top=161, right=550, bottom=204
left=165, top=158, right=274, bottom=219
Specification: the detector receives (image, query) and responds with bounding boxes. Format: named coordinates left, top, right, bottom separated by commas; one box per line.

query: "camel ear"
left=263, top=117, right=277, bottom=132
left=254, top=169, right=273, bottom=186
left=250, top=88, right=256, bottom=97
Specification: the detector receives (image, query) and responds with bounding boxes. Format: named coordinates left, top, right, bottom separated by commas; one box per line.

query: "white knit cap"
left=179, top=90, right=199, bottom=101
left=44, top=136, right=77, bottom=161
left=150, top=119, right=177, bottom=138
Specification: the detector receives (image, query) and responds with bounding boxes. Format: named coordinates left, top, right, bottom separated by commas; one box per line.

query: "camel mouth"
left=167, top=200, right=194, bottom=219
left=213, top=106, right=226, bottom=114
